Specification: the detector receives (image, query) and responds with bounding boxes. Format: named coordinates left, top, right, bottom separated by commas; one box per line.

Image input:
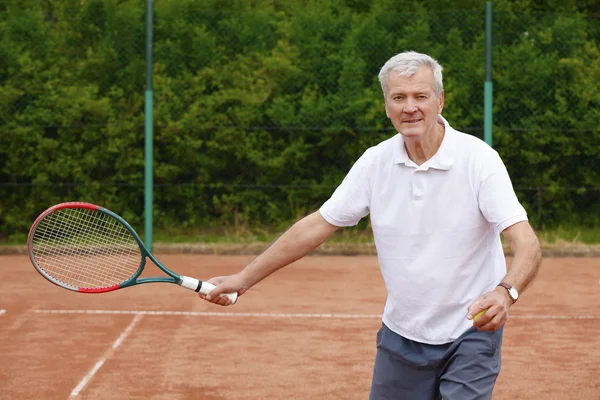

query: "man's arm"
left=468, top=220, right=542, bottom=330
left=498, top=220, right=542, bottom=295
left=202, top=211, right=341, bottom=305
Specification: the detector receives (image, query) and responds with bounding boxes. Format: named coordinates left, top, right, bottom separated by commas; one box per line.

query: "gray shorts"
left=369, top=323, right=503, bottom=400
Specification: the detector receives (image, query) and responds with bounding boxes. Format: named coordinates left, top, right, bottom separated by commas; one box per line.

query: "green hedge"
left=1, top=0, right=599, bottom=239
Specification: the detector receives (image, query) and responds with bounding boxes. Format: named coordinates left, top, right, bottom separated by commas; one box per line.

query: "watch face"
left=508, top=287, right=519, bottom=300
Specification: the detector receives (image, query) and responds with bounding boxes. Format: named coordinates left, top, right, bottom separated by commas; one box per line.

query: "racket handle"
left=179, top=276, right=238, bottom=304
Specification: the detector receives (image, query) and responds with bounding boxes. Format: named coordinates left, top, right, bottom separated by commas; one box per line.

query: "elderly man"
left=201, top=51, right=542, bottom=400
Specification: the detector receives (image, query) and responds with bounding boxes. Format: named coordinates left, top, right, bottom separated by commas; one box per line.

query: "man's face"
left=384, top=67, right=444, bottom=139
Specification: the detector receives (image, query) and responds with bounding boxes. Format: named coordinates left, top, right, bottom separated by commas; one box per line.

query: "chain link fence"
left=1, top=2, right=598, bottom=239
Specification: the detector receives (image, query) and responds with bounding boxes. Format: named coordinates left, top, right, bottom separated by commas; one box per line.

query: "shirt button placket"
left=413, top=171, right=424, bottom=199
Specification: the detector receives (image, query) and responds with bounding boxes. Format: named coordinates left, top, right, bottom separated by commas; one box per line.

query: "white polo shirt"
left=319, top=115, right=527, bottom=344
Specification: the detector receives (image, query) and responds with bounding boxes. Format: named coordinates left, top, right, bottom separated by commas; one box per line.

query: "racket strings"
left=31, top=208, right=141, bottom=289
left=45, top=212, right=134, bottom=284
left=34, top=212, right=135, bottom=287
left=34, top=210, right=138, bottom=287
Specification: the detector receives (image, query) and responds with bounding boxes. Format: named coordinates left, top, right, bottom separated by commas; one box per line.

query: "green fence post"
left=144, top=0, right=154, bottom=251
left=484, top=1, right=493, bottom=147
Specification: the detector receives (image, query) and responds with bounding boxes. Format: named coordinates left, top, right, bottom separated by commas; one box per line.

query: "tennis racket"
left=27, top=202, right=237, bottom=303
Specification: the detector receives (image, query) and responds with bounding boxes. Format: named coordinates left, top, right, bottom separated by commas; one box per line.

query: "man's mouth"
left=403, top=119, right=421, bottom=124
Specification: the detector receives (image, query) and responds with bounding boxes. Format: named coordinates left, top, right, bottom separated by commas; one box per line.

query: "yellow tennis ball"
left=474, top=310, right=486, bottom=321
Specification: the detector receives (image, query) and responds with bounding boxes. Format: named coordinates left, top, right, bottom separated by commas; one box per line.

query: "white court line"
left=37, top=310, right=383, bottom=319
left=0, top=309, right=5, bottom=316
left=69, top=314, right=143, bottom=398
left=34, top=309, right=600, bottom=320
left=511, top=315, right=600, bottom=320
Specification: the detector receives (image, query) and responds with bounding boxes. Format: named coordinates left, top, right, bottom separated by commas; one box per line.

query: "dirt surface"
left=2, top=241, right=600, bottom=257
left=0, top=254, right=598, bottom=399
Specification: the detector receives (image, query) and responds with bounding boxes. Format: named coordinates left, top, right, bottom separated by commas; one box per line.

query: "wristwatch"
left=497, top=282, right=519, bottom=303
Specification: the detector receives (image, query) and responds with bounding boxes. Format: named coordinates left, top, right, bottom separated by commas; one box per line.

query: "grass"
left=148, top=224, right=600, bottom=247
left=535, top=226, right=600, bottom=246
left=148, top=226, right=375, bottom=247
left=3, top=225, right=600, bottom=247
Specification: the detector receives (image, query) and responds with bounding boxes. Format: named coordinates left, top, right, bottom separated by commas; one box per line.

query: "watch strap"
left=497, top=282, right=518, bottom=303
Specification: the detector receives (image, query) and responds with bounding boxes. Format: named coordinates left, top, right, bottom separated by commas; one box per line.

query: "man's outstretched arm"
left=201, top=211, right=341, bottom=305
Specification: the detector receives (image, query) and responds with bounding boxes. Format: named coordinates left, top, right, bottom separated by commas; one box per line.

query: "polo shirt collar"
left=392, top=114, right=456, bottom=170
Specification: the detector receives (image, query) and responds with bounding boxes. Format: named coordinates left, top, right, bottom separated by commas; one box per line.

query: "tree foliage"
left=1, top=0, right=598, bottom=239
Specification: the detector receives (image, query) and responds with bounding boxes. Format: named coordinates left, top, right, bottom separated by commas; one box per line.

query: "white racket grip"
left=179, top=276, right=238, bottom=304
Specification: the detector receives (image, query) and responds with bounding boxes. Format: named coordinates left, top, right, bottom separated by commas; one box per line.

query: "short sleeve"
left=319, top=150, right=372, bottom=227
left=478, top=151, right=528, bottom=232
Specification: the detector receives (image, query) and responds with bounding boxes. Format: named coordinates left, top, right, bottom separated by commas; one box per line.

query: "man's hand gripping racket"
left=27, top=202, right=238, bottom=304
left=199, top=273, right=250, bottom=306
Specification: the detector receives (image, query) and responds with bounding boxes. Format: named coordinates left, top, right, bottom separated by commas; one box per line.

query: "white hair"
left=378, top=51, right=444, bottom=97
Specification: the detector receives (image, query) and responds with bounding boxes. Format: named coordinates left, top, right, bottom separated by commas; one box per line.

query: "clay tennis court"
left=0, top=253, right=598, bottom=399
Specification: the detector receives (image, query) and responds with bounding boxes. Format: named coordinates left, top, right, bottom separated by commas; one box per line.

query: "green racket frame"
left=28, top=202, right=237, bottom=303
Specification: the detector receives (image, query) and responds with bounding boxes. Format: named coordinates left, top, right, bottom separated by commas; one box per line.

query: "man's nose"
left=403, top=98, right=418, bottom=113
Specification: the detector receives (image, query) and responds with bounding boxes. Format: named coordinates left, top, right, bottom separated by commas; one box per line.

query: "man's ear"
left=438, top=90, right=445, bottom=113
